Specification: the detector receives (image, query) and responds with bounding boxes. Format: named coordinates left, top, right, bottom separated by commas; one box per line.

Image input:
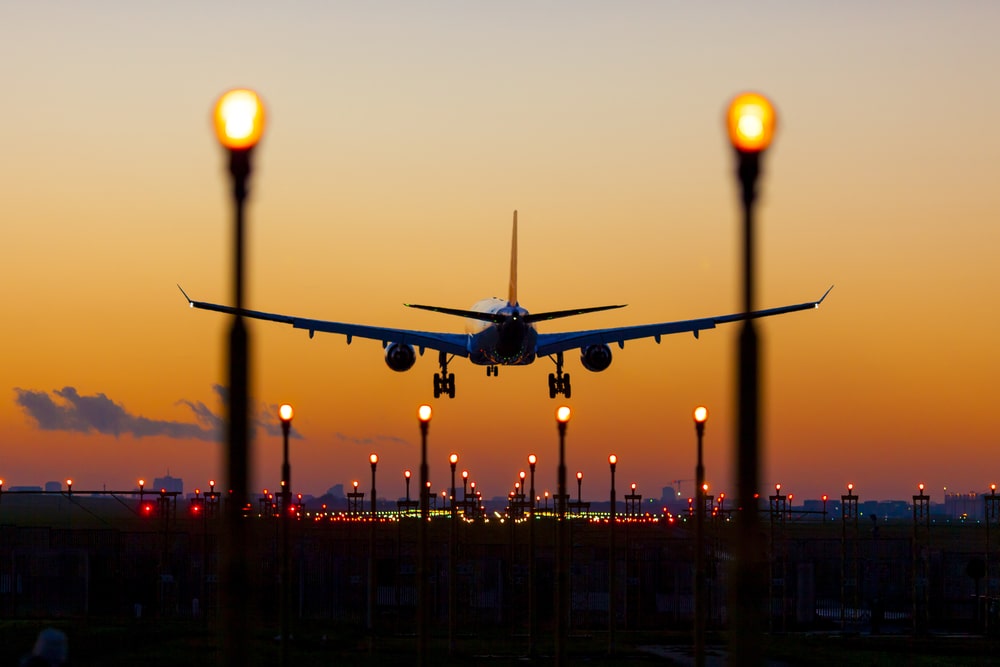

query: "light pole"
left=555, top=406, right=571, bottom=667
left=726, top=91, right=776, bottom=667
left=577, top=472, right=584, bottom=509
left=693, top=405, right=708, bottom=667
left=405, top=469, right=413, bottom=506
left=368, top=453, right=378, bottom=636
left=449, top=452, right=458, bottom=655
left=528, top=453, right=538, bottom=657
left=608, top=453, right=618, bottom=656
left=417, top=404, right=432, bottom=667
left=213, top=88, right=266, bottom=667
left=278, top=404, right=293, bottom=667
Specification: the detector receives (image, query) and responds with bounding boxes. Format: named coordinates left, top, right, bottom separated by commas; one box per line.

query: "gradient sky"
left=3, top=1, right=998, bottom=504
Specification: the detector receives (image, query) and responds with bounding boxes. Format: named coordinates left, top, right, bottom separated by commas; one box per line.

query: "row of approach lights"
left=211, top=87, right=776, bottom=165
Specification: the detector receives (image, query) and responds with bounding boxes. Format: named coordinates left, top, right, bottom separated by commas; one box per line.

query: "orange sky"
left=2, top=2, right=999, bottom=503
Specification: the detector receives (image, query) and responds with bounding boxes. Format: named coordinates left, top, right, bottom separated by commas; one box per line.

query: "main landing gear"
left=433, top=351, right=456, bottom=399
left=486, top=365, right=499, bottom=377
left=547, top=351, right=571, bottom=399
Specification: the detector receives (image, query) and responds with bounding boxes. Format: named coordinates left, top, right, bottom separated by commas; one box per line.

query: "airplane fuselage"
left=465, top=298, right=537, bottom=366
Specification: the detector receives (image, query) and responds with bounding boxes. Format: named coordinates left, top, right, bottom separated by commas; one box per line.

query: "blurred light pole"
left=278, top=404, right=294, bottom=667
left=405, top=469, right=413, bottom=503
left=213, top=88, right=266, bottom=667
left=66, top=478, right=73, bottom=498
left=608, top=453, right=618, bottom=656
left=138, top=478, right=145, bottom=510
left=576, top=472, right=584, bottom=508
left=555, top=406, right=571, bottom=667
left=726, top=91, right=776, bottom=667
left=368, top=453, right=378, bottom=636
left=417, top=405, right=432, bottom=667
left=528, top=453, right=538, bottom=657
left=693, top=406, right=708, bottom=667
left=449, top=452, right=459, bottom=655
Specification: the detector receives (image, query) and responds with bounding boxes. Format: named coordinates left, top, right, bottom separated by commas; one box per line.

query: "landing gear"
left=433, top=352, right=456, bottom=398
left=486, top=365, right=499, bottom=377
left=547, top=352, right=571, bottom=399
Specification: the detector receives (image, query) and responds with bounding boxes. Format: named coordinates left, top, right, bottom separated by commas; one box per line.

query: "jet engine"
left=580, top=344, right=613, bottom=372
left=384, top=343, right=417, bottom=372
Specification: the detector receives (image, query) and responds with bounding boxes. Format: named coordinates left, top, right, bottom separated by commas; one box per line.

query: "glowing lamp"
left=418, top=404, right=432, bottom=423
left=577, top=472, right=583, bottom=481
left=726, top=92, right=776, bottom=153
left=918, top=483, right=925, bottom=492
left=556, top=406, right=571, bottom=423
left=693, top=406, right=708, bottom=424
left=450, top=454, right=459, bottom=466
left=404, top=470, right=411, bottom=479
left=528, top=454, right=537, bottom=466
left=213, top=89, right=266, bottom=151
left=462, top=470, right=468, bottom=479
left=847, top=483, right=854, bottom=492
left=353, top=481, right=359, bottom=489
left=609, top=454, right=617, bottom=466
left=370, top=453, right=379, bottom=465
left=279, top=403, right=293, bottom=423
left=775, top=483, right=781, bottom=492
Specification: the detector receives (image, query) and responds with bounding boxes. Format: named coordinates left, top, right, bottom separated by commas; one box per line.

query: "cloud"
left=333, top=432, right=410, bottom=448
left=13, top=384, right=301, bottom=442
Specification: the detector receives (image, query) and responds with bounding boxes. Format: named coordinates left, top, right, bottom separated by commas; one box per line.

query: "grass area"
left=2, top=620, right=998, bottom=666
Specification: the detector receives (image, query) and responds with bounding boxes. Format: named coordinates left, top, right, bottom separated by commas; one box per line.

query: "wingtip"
left=177, top=284, right=193, bottom=304
left=817, top=284, right=834, bottom=305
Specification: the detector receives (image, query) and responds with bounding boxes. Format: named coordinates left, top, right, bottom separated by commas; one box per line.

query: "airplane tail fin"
left=508, top=210, right=518, bottom=306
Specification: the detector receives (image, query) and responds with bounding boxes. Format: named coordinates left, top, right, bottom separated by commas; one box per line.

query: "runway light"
left=556, top=406, right=571, bottom=423
left=279, top=403, right=294, bottom=423
left=726, top=92, right=776, bottom=153
left=213, top=89, right=266, bottom=151
left=693, top=406, right=708, bottom=424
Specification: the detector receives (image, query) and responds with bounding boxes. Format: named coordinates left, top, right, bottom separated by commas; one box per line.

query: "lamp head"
left=556, top=406, right=571, bottom=424
left=418, top=404, right=432, bottom=423
left=213, top=88, right=266, bottom=151
left=847, top=482, right=854, bottom=492
left=693, top=406, right=708, bottom=424
left=279, top=403, right=294, bottom=423
left=450, top=453, right=459, bottom=466
left=370, top=453, right=379, bottom=466
left=462, top=470, right=468, bottom=480
left=608, top=454, right=617, bottom=466
left=138, top=479, right=145, bottom=488
left=404, top=469, right=411, bottom=479
left=726, top=92, right=776, bottom=153
left=528, top=454, right=536, bottom=466
left=576, top=471, right=583, bottom=481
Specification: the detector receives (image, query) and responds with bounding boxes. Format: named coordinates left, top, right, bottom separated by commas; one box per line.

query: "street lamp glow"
left=213, top=89, right=266, bottom=150
left=693, top=406, right=708, bottom=424
left=577, top=472, right=583, bottom=481
left=279, top=403, right=294, bottom=423
left=847, top=483, right=854, bottom=492
left=609, top=454, right=617, bottom=466
left=418, top=404, right=432, bottom=423
left=726, top=92, right=776, bottom=153
left=370, top=453, right=379, bottom=465
left=528, top=454, right=537, bottom=466
left=450, top=454, right=459, bottom=466
left=405, top=470, right=411, bottom=479
left=556, top=406, right=571, bottom=424
left=138, top=479, right=145, bottom=488
left=918, top=483, right=925, bottom=492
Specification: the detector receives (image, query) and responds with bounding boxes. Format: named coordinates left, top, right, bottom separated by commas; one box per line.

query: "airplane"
left=179, top=211, right=832, bottom=399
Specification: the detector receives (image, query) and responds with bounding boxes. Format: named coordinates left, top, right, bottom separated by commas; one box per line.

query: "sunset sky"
left=3, top=2, right=998, bottom=505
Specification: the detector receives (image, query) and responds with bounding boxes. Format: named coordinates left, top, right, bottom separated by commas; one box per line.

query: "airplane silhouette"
left=180, top=211, right=831, bottom=398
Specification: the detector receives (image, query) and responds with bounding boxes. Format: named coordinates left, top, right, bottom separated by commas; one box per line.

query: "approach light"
left=847, top=483, right=854, bottom=492
left=577, top=472, right=583, bottom=481
left=370, top=453, right=379, bottom=466
left=726, top=92, right=776, bottom=153
left=418, top=404, right=432, bottom=423
left=556, top=406, right=571, bottom=423
left=693, top=406, right=708, bottom=424
left=404, top=470, right=411, bottom=479
left=213, top=89, right=266, bottom=151
left=919, top=483, right=925, bottom=492
left=279, top=403, right=294, bottom=423
left=528, top=454, right=537, bottom=466
left=450, top=454, right=459, bottom=466
left=609, top=454, right=617, bottom=466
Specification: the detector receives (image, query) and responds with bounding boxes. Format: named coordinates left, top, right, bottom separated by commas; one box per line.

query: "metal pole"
left=609, top=461, right=617, bottom=656
left=556, top=421, right=568, bottom=667
left=418, top=422, right=429, bottom=667
left=695, top=422, right=706, bottom=667
left=281, top=421, right=291, bottom=667
left=449, top=462, right=457, bottom=655
left=528, top=461, right=537, bottom=658
left=733, top=151, right=765, bottom=667
left=368, top=460, right=377, bottom=637
left=224, top=148, right=251, bottom=667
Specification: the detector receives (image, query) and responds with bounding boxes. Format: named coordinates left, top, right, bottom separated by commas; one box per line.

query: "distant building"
left=153, top=475, right=183, bottom=495
left=10, top=485, right=43, bottom=492
left=44, top=481, right=62, bottom=493
left=944, top=492, right=985, bottom=521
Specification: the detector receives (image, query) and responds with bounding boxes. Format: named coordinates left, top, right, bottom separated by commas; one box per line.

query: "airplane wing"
left=535, top=286, right=833, bottom=357
left=178, top=287, right=469, bottom=357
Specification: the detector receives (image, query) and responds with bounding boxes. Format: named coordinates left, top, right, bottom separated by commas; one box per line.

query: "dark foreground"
left=2, top=620, right=998, bottom=667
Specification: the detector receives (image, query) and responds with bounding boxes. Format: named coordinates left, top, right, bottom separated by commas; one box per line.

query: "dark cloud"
left=13, top=384, right=301, bottom=442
